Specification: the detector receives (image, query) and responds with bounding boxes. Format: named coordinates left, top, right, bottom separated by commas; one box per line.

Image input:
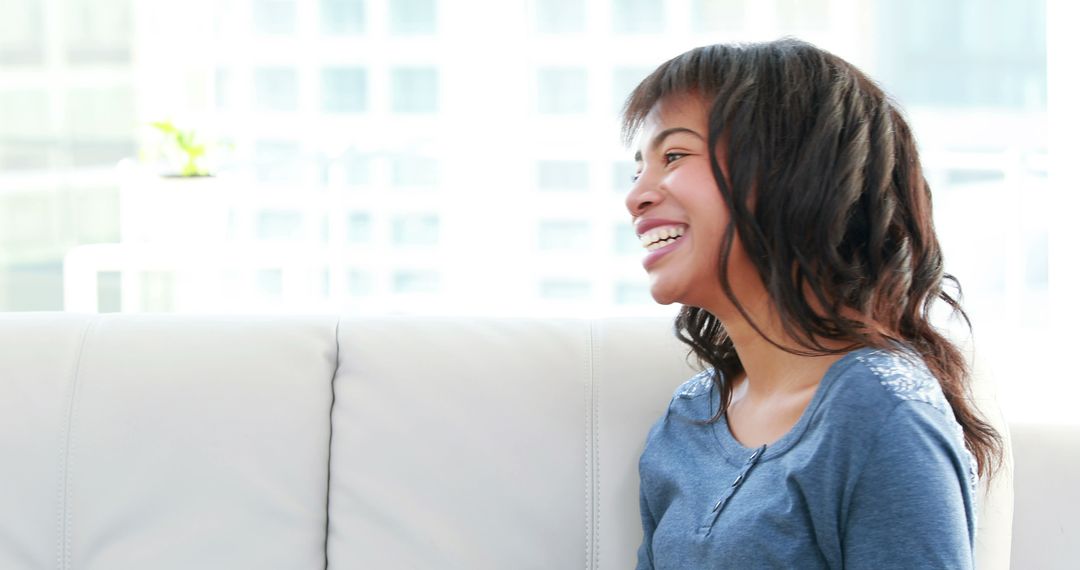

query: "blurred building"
left=0, top=0, right=135, bottom=309
left=0, top=0, right=1047, bottom=319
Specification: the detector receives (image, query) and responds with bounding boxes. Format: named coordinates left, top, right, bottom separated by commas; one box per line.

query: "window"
left=254, top=0, right=296, bottom=34
left=256, top=210, right=304, bottom=240
left=613, top=161, right=636, bottom=192
left=254, top=67, right=299, bottom=112
left=347, top=212, right=372, bottom=243
left=64, top=87, right=136, bottom=167
left=0, top=0, right=1060, bottom=425
left=392, top=214, right=439, bottom=246
left=391, top=67, right=438, bottom=113
left=1025, top=229, right=1048, bottom=290
left=537, top=68, right=587, bottom=114
left=946, top=169, right=1006, bottom=185
left=0, top=141, right=52, bottom=171
left=389, top=0, right=436, bottom=34
left=322, top=0, right=365, bottom=34
left=65, top=0, right=132, bottom=64
left=71, top=187, right=121, bottom=244
left=393, top=270, right=439, bottom=293
left=254, top=140, right=304, bottom=184
left=875, top=0, right=1047, bottom=111
left=337, top=150, right=372, bottom=186
left=69, top=140, right=135, bottom=168
left=215, top=68, right=239, bottom=110
left=776, top=0, right=828, bottom=32
left=540, top=280, right=591, bottom=300
left=538, top=221, right=590, bottom=250
left=65, top=87, right=135, bottom=139
left=0, top=0, right=43, bottom=64
left=140, top=271, right=176, bottom=312
left=321, top=215, right=331, bottom=243
left=537, top=161, right=589, bottom=191
left=612, top=67, right=652, bottom=112
left=0, top=193, right=47, bottom=244
left=692, top=0, right=746, bottom=32
left=0, top=90, right=49, bottom=140
left=614, top=224, right=639, bottom=255
left=97, top=271, right=121, bottom=313
left=322, top=67, right=368, bottom=112
left=615, top=281, right=650, bottom=305
left=612, top=0, right=663, bottom=34
left=348, top=269, right=373, bottom=296
left=535, top=0, right=585, bottom=33
left=391, top=155, right=438, bottom=187
left=256, top=269, right=284, bottom=296
left=1, top=262, right=62, bottom=311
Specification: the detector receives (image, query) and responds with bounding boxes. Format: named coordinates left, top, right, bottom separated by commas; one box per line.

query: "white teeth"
left=638, top=225, right=686, bottom=250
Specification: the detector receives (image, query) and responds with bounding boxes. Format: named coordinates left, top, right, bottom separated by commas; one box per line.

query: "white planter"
left=118, top=161, right=234, bottom=245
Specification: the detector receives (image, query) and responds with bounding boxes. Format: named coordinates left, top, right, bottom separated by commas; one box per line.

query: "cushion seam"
left=584, top=322, right=600, bottom=570
left=57, top=315, right=97, bottom=570
left=324, top=317, right=341, bottom=570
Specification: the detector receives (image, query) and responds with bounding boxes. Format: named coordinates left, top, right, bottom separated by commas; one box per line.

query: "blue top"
left=636, top=346, right=978, bottom=569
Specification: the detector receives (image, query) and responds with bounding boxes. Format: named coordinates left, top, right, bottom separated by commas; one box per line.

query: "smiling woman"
left=628, top=96, right=741, bottom=309
left=622, top=39, right=1003, bottom=569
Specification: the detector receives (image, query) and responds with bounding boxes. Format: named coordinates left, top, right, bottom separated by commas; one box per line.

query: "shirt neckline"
left=710, top=346, right=877, bottom=464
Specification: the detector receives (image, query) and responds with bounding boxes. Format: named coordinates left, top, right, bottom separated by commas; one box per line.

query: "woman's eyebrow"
left=635, top=127, right=704, bottom=162
left=638, top=127, right=705, bottom=159
left=651, top=127, right=703, bottom=149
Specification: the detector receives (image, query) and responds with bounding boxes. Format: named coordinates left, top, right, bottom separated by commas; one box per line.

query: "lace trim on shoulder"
left=675, top=369, right=715, bottom=399
left=854, top=348, right=950, bottom=414
left=855, top=348, right=981, bottom=507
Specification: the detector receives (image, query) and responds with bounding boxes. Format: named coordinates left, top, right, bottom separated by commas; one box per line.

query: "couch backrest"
left=0, top=314, right=337, bottom=570
left=0, top=314, right=1013, bottom=569
left=326, top=317, right=693, bottom=569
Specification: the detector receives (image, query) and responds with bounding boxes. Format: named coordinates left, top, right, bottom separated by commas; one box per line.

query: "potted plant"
left=118, top=121, right=234, bottom=244
left=149, top=120, right=213, bottom=177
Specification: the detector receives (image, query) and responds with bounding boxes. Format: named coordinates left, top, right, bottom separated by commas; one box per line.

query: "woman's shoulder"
left=843, top=346, right=953, bottom=416
left=815, top=347, right=977, bottom=489
left=821, top=346, right=974, bottom=473
left=812, top=346, right=966, bottom=454
left=640, top=370, right=717, bottom=446
left=672, top=369, right=715, bottom=400
left=820, top=345, right=959, bottom=425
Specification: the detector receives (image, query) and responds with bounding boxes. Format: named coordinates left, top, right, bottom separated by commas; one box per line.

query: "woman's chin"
left=648, top=281, right=682, bottom=306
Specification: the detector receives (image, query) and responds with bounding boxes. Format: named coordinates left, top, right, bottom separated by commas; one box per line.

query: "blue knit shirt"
left=636, top=346, right=978, bottom=569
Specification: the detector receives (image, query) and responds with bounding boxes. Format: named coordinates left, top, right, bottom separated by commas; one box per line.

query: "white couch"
left=0, top=313, right=1074, bottom=569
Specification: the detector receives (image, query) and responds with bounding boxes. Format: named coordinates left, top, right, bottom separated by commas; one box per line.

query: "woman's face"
left=625, top=94, right=755, bottom=314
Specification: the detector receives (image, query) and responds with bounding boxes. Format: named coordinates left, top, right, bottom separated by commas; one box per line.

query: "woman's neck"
left=719, top=302, right=853, bottom=404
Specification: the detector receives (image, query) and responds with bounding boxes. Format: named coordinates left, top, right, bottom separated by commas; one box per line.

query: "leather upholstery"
left=0, top=314, right=1031, bottom=569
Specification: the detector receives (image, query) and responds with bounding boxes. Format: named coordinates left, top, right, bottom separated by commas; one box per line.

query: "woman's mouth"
left=639, top=224, right=687, bottom=269
left=639, top=224, right=686, bottom=250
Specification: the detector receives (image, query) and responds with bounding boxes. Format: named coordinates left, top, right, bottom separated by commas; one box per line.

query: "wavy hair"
left=621, top=39, right=1002, bottom=480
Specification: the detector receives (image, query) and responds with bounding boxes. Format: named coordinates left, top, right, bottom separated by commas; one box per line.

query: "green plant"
left=150, top=120, right=210, bottom=177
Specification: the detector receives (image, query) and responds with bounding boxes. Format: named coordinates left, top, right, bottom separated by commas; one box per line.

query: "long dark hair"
left=621, top=39, right=1002, bottom=480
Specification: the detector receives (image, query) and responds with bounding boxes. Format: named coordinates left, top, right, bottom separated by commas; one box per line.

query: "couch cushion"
left=0, top=313, right=96, bottom=570
left=327, top=317, right=693, bottom=569
left=1009, top=422, right=1080, bottom=570
left=329, top=318, right=592, bottom=568
left=0, top=314, right=337, bottom=570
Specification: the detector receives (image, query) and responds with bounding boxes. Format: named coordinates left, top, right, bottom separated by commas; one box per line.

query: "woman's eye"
left=631, top=172, right=641, bottom=183
left=664, top=152, right=687, bottom=165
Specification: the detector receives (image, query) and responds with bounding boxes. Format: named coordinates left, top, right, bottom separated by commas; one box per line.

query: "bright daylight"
left=1, top=0, right=1077, bottom=569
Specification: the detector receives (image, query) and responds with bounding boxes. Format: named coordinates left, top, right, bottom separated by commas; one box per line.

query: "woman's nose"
left=625, top=175, right=661, bottom=217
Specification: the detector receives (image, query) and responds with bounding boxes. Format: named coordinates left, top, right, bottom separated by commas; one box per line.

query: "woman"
left=623, top=39, right=1002, bottom=569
